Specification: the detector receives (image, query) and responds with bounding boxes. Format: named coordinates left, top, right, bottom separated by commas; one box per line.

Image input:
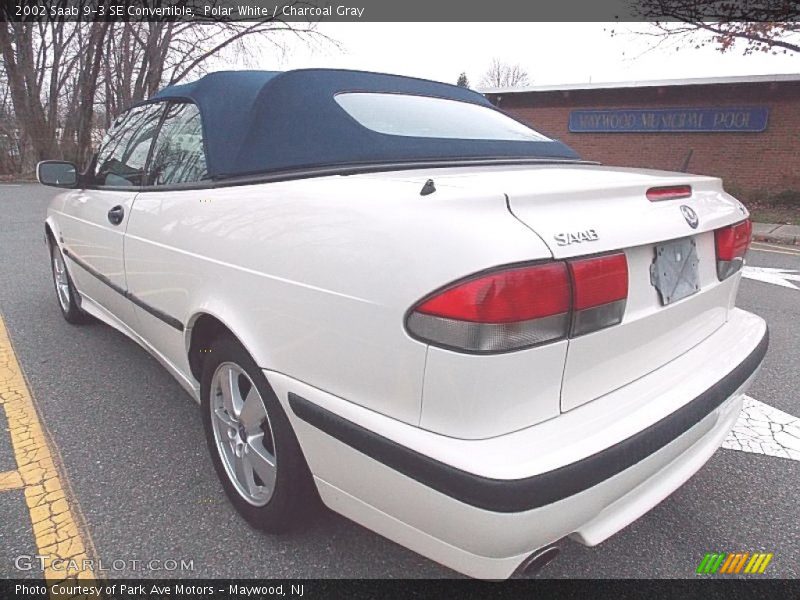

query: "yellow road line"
left=0, top=469, right=24, bottom=490
left=751, top=243, right=800, bottom=256
left=751, top=247, right=800, bottom=256
left=0, top=315, right=94, bottom=583
left=752, top=240, right=800, bottom=251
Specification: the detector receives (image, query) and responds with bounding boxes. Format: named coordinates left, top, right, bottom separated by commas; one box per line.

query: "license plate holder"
left=650, top=237, right=700, bottom=306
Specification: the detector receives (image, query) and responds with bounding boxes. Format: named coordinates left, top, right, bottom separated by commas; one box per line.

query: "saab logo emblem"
left=696, top=552, right=773, bottom=575
left=553, top=229, right=599, bottom=246
left=680, top=205, right=699, bottom=229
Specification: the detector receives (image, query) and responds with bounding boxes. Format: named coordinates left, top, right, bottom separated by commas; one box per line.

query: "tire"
left=49, top=240, right=90, bottom=324
left=201, top=335, right=318, bottom=532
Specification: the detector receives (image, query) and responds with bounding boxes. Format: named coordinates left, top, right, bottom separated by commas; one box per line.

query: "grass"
left=737, top=190, right=800, bottom=226
left=748, top=207, right=800, bottom=226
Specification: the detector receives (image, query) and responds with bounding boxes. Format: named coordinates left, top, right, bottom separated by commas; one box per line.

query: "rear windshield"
left=335, top=92, right=551, bottom=142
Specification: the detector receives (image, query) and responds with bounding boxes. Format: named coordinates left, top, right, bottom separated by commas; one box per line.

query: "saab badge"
left=553, top=229, right=599, bottom=246
left=680, top=205, right=699, bottom=229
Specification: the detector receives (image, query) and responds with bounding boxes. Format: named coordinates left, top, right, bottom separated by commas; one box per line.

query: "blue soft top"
left=149, top=69, right=579, bottom=179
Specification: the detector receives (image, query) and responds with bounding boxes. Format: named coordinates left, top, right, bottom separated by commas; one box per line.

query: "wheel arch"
left=44, top=216, right=66, bottom=249
left=186, top=311, right=265, bottom=384
left=44, top=220, right=57, bottom=246
left=44, top=219, right=74, bottom=282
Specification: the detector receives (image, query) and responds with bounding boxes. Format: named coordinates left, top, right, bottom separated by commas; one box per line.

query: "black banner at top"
left=2, top=0, right=800, bottom=22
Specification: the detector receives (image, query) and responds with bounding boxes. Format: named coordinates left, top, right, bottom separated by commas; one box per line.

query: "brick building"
left=484, top=74, right=800, bottom=200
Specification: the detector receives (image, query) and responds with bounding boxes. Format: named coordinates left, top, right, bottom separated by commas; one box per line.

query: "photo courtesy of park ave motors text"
left=0, top=0, right=798, bottom=594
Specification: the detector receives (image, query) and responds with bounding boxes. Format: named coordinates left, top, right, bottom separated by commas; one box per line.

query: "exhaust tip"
left=515, top=545, right=560, bottom=577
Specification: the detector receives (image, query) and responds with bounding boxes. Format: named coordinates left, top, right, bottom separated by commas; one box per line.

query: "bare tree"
left=0, top=21, right=73, bottom=165
left=480, top=58, right=530, bottom=89
left=0, top=4, right=327, bottom=173
left=620, top=1, right=800, bottom=55
left=0, top=74, right=24, bottom=174
left=99, top=19, right=327, bottom=126
left=61, top=22, right=111, bottom=166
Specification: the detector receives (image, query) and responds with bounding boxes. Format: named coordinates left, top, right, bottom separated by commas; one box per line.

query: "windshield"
left=335, top=92, right=551, bottom=142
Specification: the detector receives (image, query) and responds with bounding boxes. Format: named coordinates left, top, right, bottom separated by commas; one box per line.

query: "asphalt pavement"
left=0, top=183, right=797, bottom=579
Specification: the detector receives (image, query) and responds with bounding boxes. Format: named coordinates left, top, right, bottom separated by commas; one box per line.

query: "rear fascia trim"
left=289, top=328, right=768, bottom=513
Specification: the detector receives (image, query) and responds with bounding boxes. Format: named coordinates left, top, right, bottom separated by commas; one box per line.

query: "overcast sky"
left=224, top=22, right=798, bottom=88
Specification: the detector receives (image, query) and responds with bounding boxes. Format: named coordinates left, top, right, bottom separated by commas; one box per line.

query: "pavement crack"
left=722, top=395, right=800, bottom=461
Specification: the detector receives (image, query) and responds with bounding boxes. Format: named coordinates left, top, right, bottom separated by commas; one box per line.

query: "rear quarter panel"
left=123, top=174, right=554, bottom=425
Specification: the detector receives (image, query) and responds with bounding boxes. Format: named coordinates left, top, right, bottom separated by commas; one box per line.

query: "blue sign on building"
left=568, top=107, right=769, bottom=133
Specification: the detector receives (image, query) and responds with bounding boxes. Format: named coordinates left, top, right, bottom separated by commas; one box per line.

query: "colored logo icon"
left=696, top=552, right=773, bottom=574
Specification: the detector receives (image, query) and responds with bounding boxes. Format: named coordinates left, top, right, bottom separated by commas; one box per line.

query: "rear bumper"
left=267, top=308, right=767, bottom=579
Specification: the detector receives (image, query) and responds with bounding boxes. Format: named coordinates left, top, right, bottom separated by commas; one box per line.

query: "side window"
left=94, top=103, right=164, bottom=187
left=147, top=102, right=208, bottom=186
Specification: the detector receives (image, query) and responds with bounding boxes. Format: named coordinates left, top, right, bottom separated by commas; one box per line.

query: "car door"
left=124, top=101, right=211, bottom=378
left=58, top=102, right=165, bottom=333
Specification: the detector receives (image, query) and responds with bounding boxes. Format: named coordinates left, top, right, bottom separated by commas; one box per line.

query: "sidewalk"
left=752, top=222, right=800, bottom=246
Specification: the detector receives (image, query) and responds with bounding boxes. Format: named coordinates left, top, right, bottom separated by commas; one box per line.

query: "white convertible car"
left=38, top=69, right=767, bottom=579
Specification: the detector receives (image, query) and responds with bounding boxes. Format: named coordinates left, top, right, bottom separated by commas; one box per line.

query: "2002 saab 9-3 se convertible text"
left=37, top=69, right=767, bottom=579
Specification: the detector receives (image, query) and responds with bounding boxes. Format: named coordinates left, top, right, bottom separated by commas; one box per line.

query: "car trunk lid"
left=500, top=165, right=748, bottom=410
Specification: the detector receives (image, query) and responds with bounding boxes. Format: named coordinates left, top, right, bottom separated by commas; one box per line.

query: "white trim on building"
left=480, top=73, right=800, bottom=95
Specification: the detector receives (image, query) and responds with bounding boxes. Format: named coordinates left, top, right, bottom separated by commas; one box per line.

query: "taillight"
left=568, top=253, right=628, bottom=336
left=715, top=219, right=752, bottom=280
left=407, top=263, right=571, bottom=353
left=407, top=253, right=629, bottom=353
left=646, top=185, right=692, bottom=202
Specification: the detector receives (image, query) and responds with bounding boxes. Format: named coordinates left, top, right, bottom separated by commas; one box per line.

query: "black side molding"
left=289, top=328, right=768, bottom=513
left=62, top=247, right=184, bottom=332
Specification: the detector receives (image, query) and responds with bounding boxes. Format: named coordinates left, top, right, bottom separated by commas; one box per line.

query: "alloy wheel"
left=51, top=246, right=71, bottom=312
left=209, top=362, right=277, bottom=506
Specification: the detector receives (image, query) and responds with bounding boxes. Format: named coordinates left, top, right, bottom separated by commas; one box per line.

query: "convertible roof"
left=149, top=69, right=579, bottom=179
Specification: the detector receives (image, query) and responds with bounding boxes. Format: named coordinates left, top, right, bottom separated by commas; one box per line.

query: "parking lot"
left=0, top=183, right=797, bottom=579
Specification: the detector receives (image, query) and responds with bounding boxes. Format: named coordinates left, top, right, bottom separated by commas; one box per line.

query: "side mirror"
left=37, top=161, right=79, bottom=189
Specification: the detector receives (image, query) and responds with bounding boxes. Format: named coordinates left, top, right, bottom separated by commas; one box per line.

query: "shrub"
left=769, top=190, right=800, bottom=207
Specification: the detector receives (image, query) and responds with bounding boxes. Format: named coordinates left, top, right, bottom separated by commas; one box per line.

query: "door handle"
left=107, top=205, right=124, bottom=225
